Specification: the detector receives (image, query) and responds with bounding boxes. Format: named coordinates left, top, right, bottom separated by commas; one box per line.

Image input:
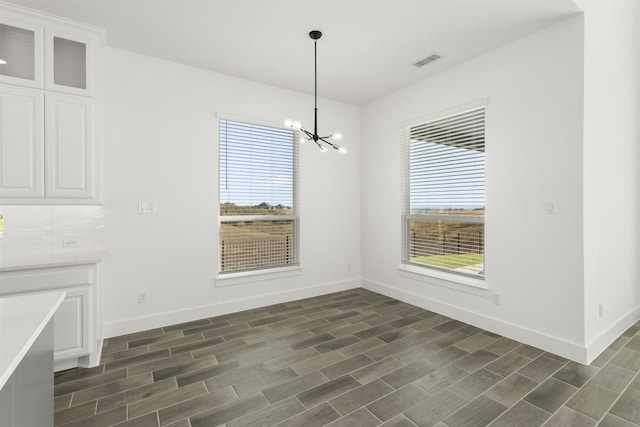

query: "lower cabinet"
left=53, top=286, right=91, bottom=361
left=0, top=262, right=101, bottom=371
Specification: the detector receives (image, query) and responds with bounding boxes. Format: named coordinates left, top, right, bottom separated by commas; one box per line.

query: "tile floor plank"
left=226, top=397, right=305, bottom=427
left=262, top=371, right=327, bottom=404
left=325, top=408, right=381, bottom=427
left=96, top=378, right=178, bottom=413
left=404, top=389, right=468, bottom=426
left=484, top=373, right=538, bottom=407
left=442, top=395, right=507, bottom=427
left=157, top=385, right=238, bottom=426
left=366, top=384, right=429, bottom=422
left=271, top=403, right=340, bottom=427
left=71, top=372, right=154, bottom=405
left=328, top=379, right=394, bottom=416
left=296, top=374, right=361, bottom=408
left=524, top=377, right=578, bottom=413
left=127, top=381, right=208, bottom=419
left=58, top=406, right=126, bottom=427
left=189, top=393, right=270, bottom=427
left=51, top=289, right=640, bottom=427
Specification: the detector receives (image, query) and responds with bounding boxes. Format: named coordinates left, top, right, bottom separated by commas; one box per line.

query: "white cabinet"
left=0, top=3, right=103, bottom=204
left=53, top=286, right=91, bottom=360
left=0, top=84, right=44, bottom=197
left=45, top=29, right=95, bottom=97
left=45, top=93, right=95, bottom=198
left=0, top=262, right=102, bottom=371
left=0, top=21, right=44, bottom=88
left=0, top=87, right=95, bottom=200
left=0, top=10, right=95, bottom=95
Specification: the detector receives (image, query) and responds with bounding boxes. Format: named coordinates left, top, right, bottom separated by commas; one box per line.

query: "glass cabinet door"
left=0, top=22, right=44, bottom=87
left=53, top=37, right=86, bottom=90
left=45, top=30, right=93, bottom=96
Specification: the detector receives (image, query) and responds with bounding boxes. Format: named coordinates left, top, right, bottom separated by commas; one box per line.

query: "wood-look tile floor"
left=54, top=289, right=640, bottom=427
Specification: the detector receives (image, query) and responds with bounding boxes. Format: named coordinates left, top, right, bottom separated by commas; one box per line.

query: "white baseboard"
left=103, top=279, right=360, bottom=338
left=361, top=278, right=590, bottom=364
left=54, top=358, right=79, bottom=372
left=101, top=275, right=638, bottom=365
left=585, top=307, right=640, bottom=364
left=85, top=338, right=104, bottom=368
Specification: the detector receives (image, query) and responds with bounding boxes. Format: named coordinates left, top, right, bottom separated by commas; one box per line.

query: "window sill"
left=397, top=263, right=489, bottom=297
left=215, top=265, right=302, bottom=288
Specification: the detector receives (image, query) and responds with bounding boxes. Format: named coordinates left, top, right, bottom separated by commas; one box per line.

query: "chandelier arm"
left=318, top=137, right=338, bottom=150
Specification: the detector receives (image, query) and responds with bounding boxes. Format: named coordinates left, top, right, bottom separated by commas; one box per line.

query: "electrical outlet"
left=62, top=239, right=79, bottom=248
left=491, top=292, right=501, bottom=306
left=545, top=201, right=557, bottom=214
left=138, top=291, right=148, bottom=304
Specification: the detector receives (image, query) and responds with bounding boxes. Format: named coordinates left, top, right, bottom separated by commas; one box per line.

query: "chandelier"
left=285, top=30, right=347, bottom=154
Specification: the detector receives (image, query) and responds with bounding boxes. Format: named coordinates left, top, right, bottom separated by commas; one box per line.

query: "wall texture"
left=360, top=15, right=587, bottom=361
left=101, top=48, right=361, bottom=336
left=579, top=0, right=640, bottom=360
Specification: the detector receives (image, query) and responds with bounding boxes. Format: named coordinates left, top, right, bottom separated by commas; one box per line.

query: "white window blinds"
left=219, top=119, right=298, bottom=274
left=402, top=106, right=485, bottom=278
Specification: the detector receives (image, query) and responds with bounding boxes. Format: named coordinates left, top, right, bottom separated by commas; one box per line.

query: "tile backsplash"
left=0, top=205, right=105, bottom=258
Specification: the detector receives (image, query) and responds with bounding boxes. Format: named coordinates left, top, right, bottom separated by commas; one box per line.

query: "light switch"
left=138, top=202, right=157, bottom=214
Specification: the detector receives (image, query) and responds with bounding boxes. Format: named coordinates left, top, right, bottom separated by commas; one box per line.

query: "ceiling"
left=4, top=0, right=581, bottom=105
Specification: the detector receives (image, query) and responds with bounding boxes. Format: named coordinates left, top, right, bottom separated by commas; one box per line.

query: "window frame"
left=216, top=115, right=300, bottom=279
left=400, top=103, right=487, bottom=283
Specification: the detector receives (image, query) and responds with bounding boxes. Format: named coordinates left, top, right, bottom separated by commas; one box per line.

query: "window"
left=219, top=119, right=298, bottom=274
left=401, top=106, right=485, bottom=279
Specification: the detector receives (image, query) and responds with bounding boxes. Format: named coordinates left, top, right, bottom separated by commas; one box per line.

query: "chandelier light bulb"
left=284, top=119, right=293, bottom=128
left=331, top=133, right=343, bottom=141
left=338, top=147, right=348, bottom=155
left=320, top=145, right=328, bottom=153
left=292, top=120, right=302, bottom=130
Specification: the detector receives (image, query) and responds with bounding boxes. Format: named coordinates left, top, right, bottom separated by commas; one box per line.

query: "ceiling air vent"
left=413, top=54, right=441, bottom=68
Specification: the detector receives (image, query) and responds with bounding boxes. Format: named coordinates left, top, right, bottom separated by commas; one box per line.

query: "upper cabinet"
left=0, top=4, right=104, bottom=204
left=0, top=21, right=44, bottom=88
left=0, top=84, right=44, bottom=198
left=45, top=92, right=95, bottom=198
left=45, top=29, right=95, bottom=97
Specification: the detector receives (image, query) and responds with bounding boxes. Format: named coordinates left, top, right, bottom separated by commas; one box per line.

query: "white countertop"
left=0, top=291, right=65, bottom=390
left=0, top=250, right=106, bottom=272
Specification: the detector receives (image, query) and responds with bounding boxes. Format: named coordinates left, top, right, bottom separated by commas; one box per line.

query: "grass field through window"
left=411, top=253, right=484, bottom=271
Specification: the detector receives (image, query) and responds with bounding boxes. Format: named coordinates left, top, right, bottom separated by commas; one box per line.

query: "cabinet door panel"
left=54, top=287, right=91, bottom=359
left=45, top=29, right=94, bottom=96
left=0, top=84, right=44, bottom=197
left=0, top=21, right=44, bottom=88
left=45, top=92, right=95, bottom=198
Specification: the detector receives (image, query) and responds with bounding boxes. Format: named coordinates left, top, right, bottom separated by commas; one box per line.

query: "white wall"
left=102, top=48, right=361, bottom=336
left=361, top=16, right=587, bottom=360
left=579, top=0, right=640, bottom=360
